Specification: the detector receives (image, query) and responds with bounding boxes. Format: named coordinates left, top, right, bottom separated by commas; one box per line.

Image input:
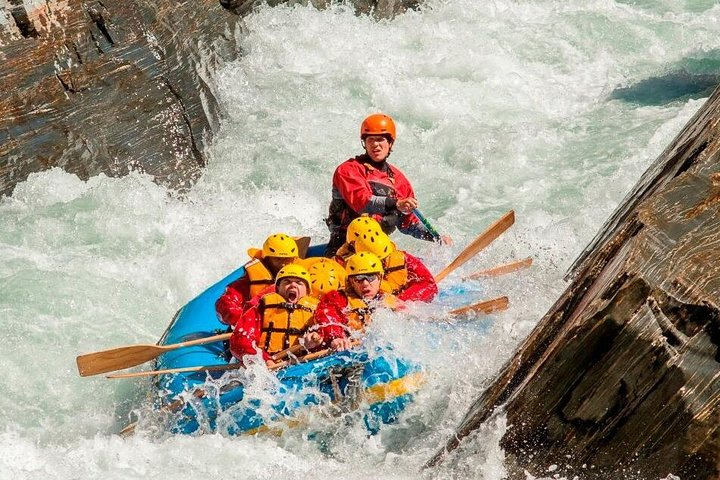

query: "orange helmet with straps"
left=360, top=113, right=396, bottom=141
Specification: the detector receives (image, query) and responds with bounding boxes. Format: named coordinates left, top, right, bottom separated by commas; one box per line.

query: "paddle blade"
left=119, top=421, right=138, bottom=437
left=435, top=210, right=515, bottom=283
left=449, top=296, right=509, bottom=316
left=77, top=344, right=164, bottom=377
left=78, top=332, right=234, bottom=377
left=294, top=236, right=312, bottom=258
left=463, top=256, right=533, bottom=280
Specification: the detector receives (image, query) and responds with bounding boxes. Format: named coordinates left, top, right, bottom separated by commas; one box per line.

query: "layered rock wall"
left=428, top=87, right=720, bottom=479
left=0, top=0, right=244, bottom=196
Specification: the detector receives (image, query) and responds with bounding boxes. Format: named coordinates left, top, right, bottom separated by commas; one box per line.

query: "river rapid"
left=1, top=1, right=718, bottom=479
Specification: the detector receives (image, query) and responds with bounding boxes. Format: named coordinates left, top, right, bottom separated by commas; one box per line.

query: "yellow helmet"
left=354, top=230, right=394, bottom=260
left=275, top=263, right=311, bottom=288
left=346, top=215, right=383, bottom=244
left=248, top=233, right=299, bottom=259
left=308, top=258, right=345, bottom=297
left=345, top=252, right=384, bottom=276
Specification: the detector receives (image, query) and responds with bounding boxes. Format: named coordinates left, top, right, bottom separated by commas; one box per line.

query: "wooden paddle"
left=106, top=343, right=348, bottom=379
left=293, top=236, right=311, bottom=258
left=76, top=332, right=232, bottom=377
left=271, top=343, right=306, bottom=362
left=462, top=256, right=533, bottom=281
left=449, top=296, right=509, bottom=316
left=434, top=210, right=515, bottom=283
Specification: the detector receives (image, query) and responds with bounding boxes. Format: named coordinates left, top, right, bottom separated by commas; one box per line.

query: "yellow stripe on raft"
left=363, top=372, right=426, bottom=404
left=243, top=371, right=426, bottom=436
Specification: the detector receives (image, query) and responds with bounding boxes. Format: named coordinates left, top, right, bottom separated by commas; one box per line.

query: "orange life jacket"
left=245, top=260, right=275, bottom=298
left=343, top=291, right=399, bottom=331
left=380, top=250, right=408, bottom=295
left=258, top=293, right=318, bottom=355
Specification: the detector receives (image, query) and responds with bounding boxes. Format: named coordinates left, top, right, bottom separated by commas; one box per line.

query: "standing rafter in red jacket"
left=324, top=113, right=445, bottom=257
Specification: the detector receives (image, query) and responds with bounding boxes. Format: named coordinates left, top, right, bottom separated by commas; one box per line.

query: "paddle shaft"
left=412, top=209, right=441, bottom=242
left=76, top=332, right=233, bottom=377
left=463, top=257, right=533, bottom=280
left=434, top=210, right=515, bottom=283
left=271, top=343, right=305, bottom=361
left=106, top=344, right=342, bottom=379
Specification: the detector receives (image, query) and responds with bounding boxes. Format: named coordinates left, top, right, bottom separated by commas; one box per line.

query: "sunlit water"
left=1, top=1, right=718, bottom=478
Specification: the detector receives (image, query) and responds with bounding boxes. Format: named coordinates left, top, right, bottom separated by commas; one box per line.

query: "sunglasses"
left=350, top=274, right=380, bottom=283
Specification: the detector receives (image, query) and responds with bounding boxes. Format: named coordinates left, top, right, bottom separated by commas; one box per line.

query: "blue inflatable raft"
left=153, top=245, right=424, bottom=435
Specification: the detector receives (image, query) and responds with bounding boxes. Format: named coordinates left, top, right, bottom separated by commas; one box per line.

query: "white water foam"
left=1, top=0, right=717, bottom=478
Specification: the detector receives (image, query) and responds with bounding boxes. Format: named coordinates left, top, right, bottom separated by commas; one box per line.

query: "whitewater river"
left=1, top=1, right=718, bottom=478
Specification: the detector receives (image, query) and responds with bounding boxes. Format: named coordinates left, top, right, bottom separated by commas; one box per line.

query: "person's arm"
left=386, top=167, right=437, bottom=241
left=313, top=290, right=350, bottom=343
left=229, top=303, right=271, bottom=362
left=333, top=161, right=397, bottom=215
left=397, top=252, right=439, bottom=303
left=397, top=213, right=437, bottom=241
left=215, top=276, right=251, bottom=327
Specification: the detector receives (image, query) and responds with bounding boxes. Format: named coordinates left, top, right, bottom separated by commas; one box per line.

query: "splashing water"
left=1, top=1, right=717, bottom=478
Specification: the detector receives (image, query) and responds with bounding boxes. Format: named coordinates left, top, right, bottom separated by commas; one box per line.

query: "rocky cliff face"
left=0, top=0, right=244, bottom=196
left=0, top=0, right=418, bottom=198
left=428, top=87, right=720, bottom=479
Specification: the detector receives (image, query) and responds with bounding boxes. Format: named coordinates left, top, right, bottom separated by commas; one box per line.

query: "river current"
left=1, top=1, right=718, bottom=478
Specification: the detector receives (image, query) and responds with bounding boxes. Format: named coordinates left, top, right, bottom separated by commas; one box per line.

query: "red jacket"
left=334, top=156, right=415, bottom=215
left=229, top=293, right=271, bottom=362
left=327, top=155, right=434, bottom=241
left=313, top=290, right=362, bottom=342
left=397, top=252, right=438, bottom=303
left=314, top=290, right=401, bottom=342
left=216, top=273, right=276, bottom=328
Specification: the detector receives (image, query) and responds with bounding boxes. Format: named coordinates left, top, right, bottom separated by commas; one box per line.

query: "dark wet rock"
left=0, top=0, right=418, bottom=198
left=0, top=0, right=244, bottom=197
left=428, top=87, right=720, bottom=479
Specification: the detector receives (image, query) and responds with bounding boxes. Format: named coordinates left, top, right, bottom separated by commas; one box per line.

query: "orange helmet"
left=360, top=113, right=396, bottom=141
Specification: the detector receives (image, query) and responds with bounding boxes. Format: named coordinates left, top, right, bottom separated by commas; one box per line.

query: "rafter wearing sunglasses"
left=349, top=274, right=380, bottom=283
